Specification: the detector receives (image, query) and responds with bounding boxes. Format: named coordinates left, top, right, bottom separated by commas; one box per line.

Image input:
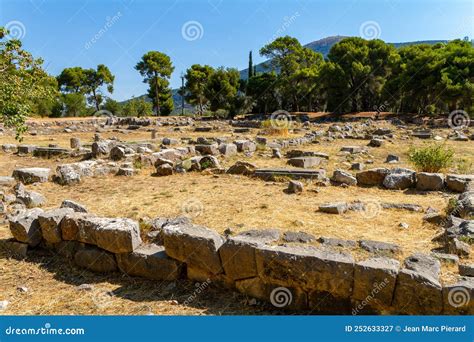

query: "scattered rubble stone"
left=359, top=240, right=401, bottom=255
left=287, top=180, right=303, bottom=194
left=60, top=200, right=88, bottom=213
left=331, top=169, right=357, bottom=186
left=12, top=168, right=50, bottom=184
left=283, top=231, right=316, bottom=243
left=319, top=202, right=348, bottom=214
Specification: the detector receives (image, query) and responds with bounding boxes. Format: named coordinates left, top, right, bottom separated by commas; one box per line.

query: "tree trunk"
left=155, top=77, right=161, bottom=116
left=92, top=89, right=100, bottom=112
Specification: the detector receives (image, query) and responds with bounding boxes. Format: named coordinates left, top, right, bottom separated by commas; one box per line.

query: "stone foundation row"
left=4, top=207, right=473, bottom=315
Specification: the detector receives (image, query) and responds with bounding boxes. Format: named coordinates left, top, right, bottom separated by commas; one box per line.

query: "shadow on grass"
left=0, top=238, right=296, bottom=315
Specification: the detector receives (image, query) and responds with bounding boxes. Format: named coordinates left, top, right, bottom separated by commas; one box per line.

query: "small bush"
left=408, top=144, right=454, bottom=172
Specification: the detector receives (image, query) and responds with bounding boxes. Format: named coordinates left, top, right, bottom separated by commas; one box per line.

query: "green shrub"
left=408, top=144, right=454, bottom=172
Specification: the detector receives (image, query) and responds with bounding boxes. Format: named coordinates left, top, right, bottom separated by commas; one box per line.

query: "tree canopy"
left=135, top=51, right=174, bottom=115
left=57, top=64, right=114, bottom=111
left=0, top=27, right=56, bottom=139
left=2, top=29, right=473, bottom=133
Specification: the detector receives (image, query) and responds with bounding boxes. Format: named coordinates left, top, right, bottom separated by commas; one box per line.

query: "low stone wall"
left=4, top=207, right=472, bottom=315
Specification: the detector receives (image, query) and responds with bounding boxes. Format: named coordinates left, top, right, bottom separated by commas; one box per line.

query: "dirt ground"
left=0, top=117, right=472, bottom=314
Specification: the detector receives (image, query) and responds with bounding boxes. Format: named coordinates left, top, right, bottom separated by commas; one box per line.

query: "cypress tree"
left=248, top=51, right=253, bottom=79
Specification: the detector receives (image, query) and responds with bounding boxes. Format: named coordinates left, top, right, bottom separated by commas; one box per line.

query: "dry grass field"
left=0, top=117, right=473, bottom=314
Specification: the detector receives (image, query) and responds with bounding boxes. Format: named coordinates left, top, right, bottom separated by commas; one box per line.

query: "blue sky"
left=1, top=0, right=473, bottom=101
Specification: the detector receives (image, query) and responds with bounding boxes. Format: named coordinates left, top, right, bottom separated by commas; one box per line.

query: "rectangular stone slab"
left=116, top=244, right=181, bottom=280
left=392, top=268, right=443, bottom=315
left=61, top=214, right=142, bottom=253
left=287, top=157, right=323, bottom=168
left=219, top=230, right=279, bottom=281
left=163, top=223, right=224, bottom=274
left=236, top=277, right=308, bottom=310
left=254, top=168, right=326, bottom=181
left=255, top=245, right=354, bottom=297
left=38, top=208, right=74, bottom=244
left=442, top=278, right=474, bottom=315
left=12, top=167, right=50, bottom=184
left=352, top=257, right=400, bottom=312
left=9, top=208, right=43, bottom=246
left=74, top=245, right=118, bottom=273
left=33, top=147, right=71, bottom=158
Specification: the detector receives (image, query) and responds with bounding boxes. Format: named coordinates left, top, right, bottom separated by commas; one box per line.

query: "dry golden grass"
left=0, top=118, right=473, bottom=314
left=0, top=249, right=271, bottom=315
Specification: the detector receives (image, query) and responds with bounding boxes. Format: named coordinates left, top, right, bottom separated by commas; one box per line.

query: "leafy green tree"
left=437, top=40, right=474, bottom=113
left=228, top=93, right=254, bottom=118
left=385, top=40, right=474, bottom=115
left=135, top=51, right=174, bottom=115
left=384, top=44, right=444, bottom=114
left=122, top=97, right=153, bottom=117
left=289, top=47, right=324, bottom=111
left=260, top=36, right=303, bottom=76
left=83, top=64, right=114, bottom=111
left=147, top=77, right=174, bottom=116
left=260, top=36, right=324, bottom=111
left=57, top=64, right=114, bottom=112
left=204, top=67, right=240, bottom=112
left=30, top=76, right=59, bottom=117
left=0, top=27, right=56, bottom=139
left=325, top=37, right=399, bottom=113
left=184, top=64, right=214, bottom=115
left=246, top=72, right=279, bottom=114
left=103, top=98, right=122, bottom=116
left=57, top=67, right=86, bottom=93
left=60, top=93, right=90, bottom=117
